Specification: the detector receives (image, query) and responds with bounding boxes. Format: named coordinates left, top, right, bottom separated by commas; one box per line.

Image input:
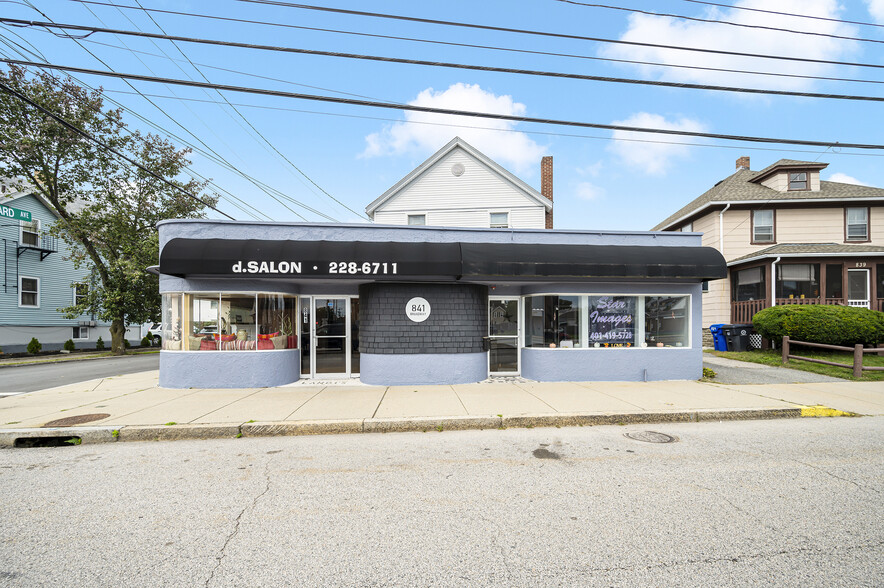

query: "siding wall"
left=0, top=194, right=120, bottom=350
left=372, top=149, right=546, bottom=228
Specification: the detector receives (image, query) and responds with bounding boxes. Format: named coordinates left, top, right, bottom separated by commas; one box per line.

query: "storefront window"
left=161, top=293, right=183, bottom=351
left=776, top=264, right=820, bottom=299
left=257, top=294, right=298, bottom=350
left=644, top=296, right=689, bottom=348
left=524, top=294, right=674, bottom=349
left=169, top=293, right=298, bottom=351
left=588, top=295, right=635, bottom=347
left=733, top=267, right=765, bottom=301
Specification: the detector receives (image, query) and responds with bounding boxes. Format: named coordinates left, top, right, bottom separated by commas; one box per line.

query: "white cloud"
left=607, top=112, right=706, bottom=175
left=601, top=0, right=859, bottom=90
left=361, top=83, right=546, bottom=173
left=576, top=182, right=605, bottom=200
left=867, top=0, right=884, bottom=23
left=576, top=161, right=603, bottom=178
left=827, top=172, right=870, bottom=186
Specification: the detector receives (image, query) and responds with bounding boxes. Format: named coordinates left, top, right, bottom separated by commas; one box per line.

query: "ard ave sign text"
left=0, top=204, right=31, bottom=222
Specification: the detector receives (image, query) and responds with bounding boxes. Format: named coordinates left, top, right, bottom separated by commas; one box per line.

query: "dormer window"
left=788, top=172, right=807, bottom=191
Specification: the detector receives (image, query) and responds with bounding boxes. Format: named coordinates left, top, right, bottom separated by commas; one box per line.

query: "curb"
left=0, top=405, right=846, bottom=447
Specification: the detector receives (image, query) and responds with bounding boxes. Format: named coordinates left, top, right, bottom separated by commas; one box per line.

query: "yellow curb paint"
left=798, top=405, right=856, bottom=418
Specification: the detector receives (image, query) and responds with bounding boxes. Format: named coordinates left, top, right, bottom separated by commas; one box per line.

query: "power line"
left=100, top=87, right=884, bottom=157
left=8, top=19, right=884, bottom=103
left=232, top=0, right=884, bottom=70
left=61, top=0, right=884, bottom=86
left=554, top=0, right=884, bottom=45
left=0, top=79, right=234, bottom=219
left=680, top=0, right=884, bottom=30
left=4, top=58, right=883, bottom=150
left=130, top=0, right=367, bottom=221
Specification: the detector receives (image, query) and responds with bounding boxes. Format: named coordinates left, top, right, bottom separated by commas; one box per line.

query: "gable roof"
left=365, top=136, right=552, bottom=216
left=0, top=186, right=62, bottom=220
left=653, top=159, right=884, bottom=231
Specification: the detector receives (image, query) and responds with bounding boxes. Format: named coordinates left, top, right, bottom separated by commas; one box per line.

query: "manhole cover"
left=624, top=431, right=678, bottom=444
left=42, top=413, right=110, bottom=428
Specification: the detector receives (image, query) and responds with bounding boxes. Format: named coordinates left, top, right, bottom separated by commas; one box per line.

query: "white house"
left=365, top=137, right=554, bottom=229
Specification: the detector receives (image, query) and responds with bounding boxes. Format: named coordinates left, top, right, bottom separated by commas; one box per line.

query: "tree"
left=0, top=65, right=218, bottom=353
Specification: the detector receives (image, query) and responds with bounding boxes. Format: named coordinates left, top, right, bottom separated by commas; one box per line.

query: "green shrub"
left=63, top=339, right=76, bottom=352
left=95, top=336, right=105, bottom=350
left=124, top=339, right=131, bottom=349
left=27, top=337, right=42, bottom=354
left=753, top=305, right=884, bottom=347
left=141, top=336, right=152, bottom=347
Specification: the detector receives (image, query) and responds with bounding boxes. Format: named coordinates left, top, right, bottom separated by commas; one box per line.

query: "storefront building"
left=156, top=220, right=726, bottom=388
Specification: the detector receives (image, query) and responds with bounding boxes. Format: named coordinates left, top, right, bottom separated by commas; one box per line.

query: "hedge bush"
left=141, top=336, right=152, bottom=347
left=27, top=337, right=42, bottom=354
left=95, top=336, right=105, bottom=350
left=753, top=305, right=884, bottom=347
left=63, top=339, right=76, bottom=352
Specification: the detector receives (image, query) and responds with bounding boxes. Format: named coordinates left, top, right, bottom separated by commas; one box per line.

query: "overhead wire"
left=7, top=19, right=884, bottom=103
left=18, top=1, right=345, bottom=222
left=100, top=87, right=884, bottom=157
left=231, top=0, right=884, bottom=70
left=680, top=0, right=884, bottom=29
left=0, top=79, right=235, bottom=219
left=553, top=0, right=884, bottom=45
left=130, top=0, right=367, bottom=221
left=4, top=58, right=884, bottom=150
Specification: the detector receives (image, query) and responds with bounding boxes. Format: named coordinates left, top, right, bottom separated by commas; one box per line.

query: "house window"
left=788, top=172, right=807, bottom=190
left=73, top=326, right=89, bottom=340
left=733, top=267, right=764, bottom=301
left=19, top=276, right=39, bottom=307
left=407, top=214, right=426, bottom=226
left=20, top=219, right=40, bottom=247
left=73, top=282, right=89, bottom=306
left=701, top=280, right=709, bottom=293
left=752, top=210, right=774, bottom=243
left=845, top=207, right=869, bottom=242
left=776, top=264, right=820, bottom=300
left=490, top=212, right=509, bottom=228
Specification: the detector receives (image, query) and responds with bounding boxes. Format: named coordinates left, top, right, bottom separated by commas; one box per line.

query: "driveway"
left=703, top=354, right=843, bottom=384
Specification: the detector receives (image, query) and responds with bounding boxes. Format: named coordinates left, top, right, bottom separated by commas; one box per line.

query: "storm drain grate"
left=42, top=413, right=110, bottom=428
left=624, top=431, right=678, bottom=444
left=14, top=436, right=82, bottom=448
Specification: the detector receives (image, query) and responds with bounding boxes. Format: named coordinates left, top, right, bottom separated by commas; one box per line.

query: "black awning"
left=159, top=239, right=462, bottom=278
left=159, top=238, right=726, bottom=281
left=460, top=243, right=726, bottom=280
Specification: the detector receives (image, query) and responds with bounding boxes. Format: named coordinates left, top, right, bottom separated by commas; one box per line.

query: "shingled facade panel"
left=359, top=283, right=487, bottom=354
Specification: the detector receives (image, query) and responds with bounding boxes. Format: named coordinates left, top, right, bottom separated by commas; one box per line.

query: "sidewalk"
left=1, top=370, right=881, bottom=446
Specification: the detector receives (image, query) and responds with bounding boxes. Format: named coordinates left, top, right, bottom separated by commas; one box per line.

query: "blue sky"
left=2, top=0, right=884, bottom=229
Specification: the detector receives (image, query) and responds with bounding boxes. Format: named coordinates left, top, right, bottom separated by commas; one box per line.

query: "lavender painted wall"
left=160, top=349, right=299, bottom=388
left=360, top=352, right=487, bottom=385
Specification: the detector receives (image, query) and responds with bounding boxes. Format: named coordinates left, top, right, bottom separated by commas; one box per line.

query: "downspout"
left=770, top=256, right=781, bottom=307
left=718, top=203, right=730, bottom=254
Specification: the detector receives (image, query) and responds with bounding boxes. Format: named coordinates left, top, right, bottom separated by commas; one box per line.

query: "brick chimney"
left=736, top=156, right=750, bottom=171
left=541, top=156, right=553, bottom=229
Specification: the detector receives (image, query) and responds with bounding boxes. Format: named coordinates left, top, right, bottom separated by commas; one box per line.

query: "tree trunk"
left=110, top=319, right=127, bottom=355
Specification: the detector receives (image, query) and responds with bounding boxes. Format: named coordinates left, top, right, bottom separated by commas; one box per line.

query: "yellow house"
left=654, top=157, right=884, bottom=342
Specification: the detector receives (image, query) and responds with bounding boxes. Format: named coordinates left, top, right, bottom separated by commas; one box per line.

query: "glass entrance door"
left=847, top=269, right=870, bottom=308
left=300, top=297, right=359, bottom=378
left=489, top=298, right=520, bottom=375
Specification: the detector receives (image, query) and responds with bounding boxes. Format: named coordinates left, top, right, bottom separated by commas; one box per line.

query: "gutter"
left=718, top=203, right=731, bottom=254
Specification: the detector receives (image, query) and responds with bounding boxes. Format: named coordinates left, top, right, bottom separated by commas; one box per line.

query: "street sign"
left=0, top=204, right=31, bottom=222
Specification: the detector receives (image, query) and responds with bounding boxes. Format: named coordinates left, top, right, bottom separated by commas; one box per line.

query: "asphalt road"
left=0, top=353, right=159, bottom=394
left=0, top=417, right=881, bottom=587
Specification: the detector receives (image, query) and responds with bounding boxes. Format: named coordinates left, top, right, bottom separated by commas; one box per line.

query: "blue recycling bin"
left=709, top=324, right=727, bottom=351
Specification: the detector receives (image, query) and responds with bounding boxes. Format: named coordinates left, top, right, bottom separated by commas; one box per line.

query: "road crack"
left=205, top=457, right=273, bottom=587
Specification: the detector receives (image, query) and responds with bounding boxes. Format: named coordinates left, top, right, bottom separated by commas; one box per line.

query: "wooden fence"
left=781, top=336, right=884, bottom=378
